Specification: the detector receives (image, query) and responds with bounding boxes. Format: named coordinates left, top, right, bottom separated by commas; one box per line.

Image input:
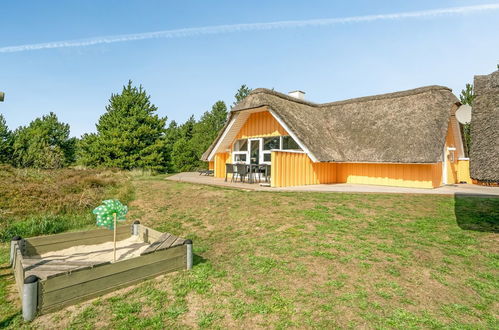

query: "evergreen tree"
left=459, top=83, right=474, bottom=156
left=11, top=112, right=76, bottom=168
left=232, top=85, right=252, bottom=108
left=0, top=114, right=12, bottom=164
left=189, top=101, right=228, bottom=168
left=162, top=121, right=181, bottom=173
left=170, top=116, right=198, bottom=172
left=78, top=81, right=167, bottom=170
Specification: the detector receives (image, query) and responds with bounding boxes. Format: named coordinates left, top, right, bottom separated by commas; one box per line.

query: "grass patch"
left=1, top=175, right=498, bottom=329
left=0, top=166, right=133, bottom=241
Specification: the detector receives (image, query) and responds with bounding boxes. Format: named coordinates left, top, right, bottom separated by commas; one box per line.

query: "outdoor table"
left=247, top=164, right=269, bottom=184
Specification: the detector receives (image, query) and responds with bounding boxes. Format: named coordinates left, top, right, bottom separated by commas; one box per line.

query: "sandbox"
left=10, top=222, right=192, bottom=320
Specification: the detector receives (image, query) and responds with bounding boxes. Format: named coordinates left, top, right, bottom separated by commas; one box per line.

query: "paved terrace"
left=167, top=172, right=499, bottom=197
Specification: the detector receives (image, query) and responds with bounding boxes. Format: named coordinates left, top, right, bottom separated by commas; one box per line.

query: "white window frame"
left=232, top=135, right=302, bottom=165
left=261, top=136, right=281, bottom=164
left=232, top=139, right=249, bottom=164
left=248, top=138, right=261, bottom=165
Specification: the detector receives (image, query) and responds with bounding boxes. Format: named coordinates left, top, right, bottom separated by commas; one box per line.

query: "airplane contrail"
left=1, top=3, right=498, bottom=53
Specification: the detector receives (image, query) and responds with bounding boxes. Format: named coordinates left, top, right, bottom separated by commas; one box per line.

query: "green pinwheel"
left=93, top=199, right=128, bottom=262
left=93, top=199, right=128, bottom=230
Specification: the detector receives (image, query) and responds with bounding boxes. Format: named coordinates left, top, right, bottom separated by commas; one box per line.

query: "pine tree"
left=232, top=85, right=252, bottom=108
left=169, top=116, right=198, bottom=172
left=78, top=81, right=167, bottom=171
left=0, top=114, right=12, bottom=164
left=11, top=112, right=76, bottom=168
left=459, top=83, right=474, bottom=156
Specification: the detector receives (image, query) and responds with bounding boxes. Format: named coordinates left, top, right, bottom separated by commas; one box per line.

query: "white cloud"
left=1, top=3, right=498, bottom=53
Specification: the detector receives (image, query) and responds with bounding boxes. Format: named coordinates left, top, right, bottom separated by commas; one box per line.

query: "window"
left=234, top=153, right=247, bottom=163
left=262, top=137, right=279, bottom=164
left=233, top=139, right=249, bottom=164
left=282, top=136, right=301, bottom=150
left=234, top=139, right=248, bottom=152
left=263, top=137, right=280, bottom=150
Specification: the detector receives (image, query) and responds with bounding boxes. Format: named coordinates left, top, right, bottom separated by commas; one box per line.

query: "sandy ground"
left=41, top=236, right=150, bottom=263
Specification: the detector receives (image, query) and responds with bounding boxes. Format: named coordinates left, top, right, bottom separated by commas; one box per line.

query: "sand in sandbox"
left=41, top=236, right=150, bottom=263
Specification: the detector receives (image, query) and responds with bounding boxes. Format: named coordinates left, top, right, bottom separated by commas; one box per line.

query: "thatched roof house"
left=203, top=85, right=469, bottom=188
left=471, top=71, right=499, bottom=184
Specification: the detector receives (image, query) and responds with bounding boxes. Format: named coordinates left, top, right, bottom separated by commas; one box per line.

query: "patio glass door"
left=250, top=139, right=260, bottom=164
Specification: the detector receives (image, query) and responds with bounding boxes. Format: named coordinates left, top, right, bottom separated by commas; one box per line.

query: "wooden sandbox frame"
left=10, top=222, right=193, bottom=321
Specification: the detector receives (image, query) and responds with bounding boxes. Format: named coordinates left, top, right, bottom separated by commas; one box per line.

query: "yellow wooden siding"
left=444, top=119, right=459, bottom=184
left=213, top=153, right=229, bottom=178
left=336, top=162, right=442, bottom=188
left=271, top=151, right=336, bottom=187
left=208, top=161, right=214, bottom=170
left=457, top=159, right=471, bottom=183
left=235, top=111, right=288, bottom=139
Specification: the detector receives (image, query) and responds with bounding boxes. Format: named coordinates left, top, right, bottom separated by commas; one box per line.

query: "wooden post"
left=10, top=236, right=22, bottom=266
left=113, top=213, right=117, bottom=262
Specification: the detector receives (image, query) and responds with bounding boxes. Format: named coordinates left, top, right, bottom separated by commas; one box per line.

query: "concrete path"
left=167, top=172, right=499, bottom=197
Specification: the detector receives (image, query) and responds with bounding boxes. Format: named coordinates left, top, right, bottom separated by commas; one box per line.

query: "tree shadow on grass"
left=454, top=193, right=499, bottom=233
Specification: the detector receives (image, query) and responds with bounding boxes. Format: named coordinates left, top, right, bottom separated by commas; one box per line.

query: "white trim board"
left=267, top=109, right=318, bottom=163
left=207, top=115, right=237, bottom=161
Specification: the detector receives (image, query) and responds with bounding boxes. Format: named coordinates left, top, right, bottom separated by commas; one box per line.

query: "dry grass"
left=0, top=165, right=134, bottom=241
left=1, top=176, right=498, bottom=329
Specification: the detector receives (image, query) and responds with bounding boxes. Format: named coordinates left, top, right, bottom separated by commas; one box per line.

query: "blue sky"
left=1, top=0, right=498, bottom=137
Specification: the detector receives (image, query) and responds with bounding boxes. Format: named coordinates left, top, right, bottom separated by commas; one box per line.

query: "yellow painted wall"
left=235, top=111, right=288, bottom=139
left=336, top=162, right=442, bottom=188
left=211, top=109, right=457, bottom=189
left=457, top=159, right=471, bottom=183
left=445, top=120, right=459, bottom=184
left=213, top=153, right=229, bottom=178
left=208, top=161, right=214, bottom=170
left=270, top=152, right=442, bottom=188
left=271, top=151, right=336, bottom=187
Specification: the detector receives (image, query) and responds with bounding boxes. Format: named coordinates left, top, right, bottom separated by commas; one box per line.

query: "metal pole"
left=185, top=239, right=193, bottom=270
left=10, top=236, right=21, bottom=266
left=22, top=275, right=39, bottom=321
left=132, top=220, right=140, bottom=236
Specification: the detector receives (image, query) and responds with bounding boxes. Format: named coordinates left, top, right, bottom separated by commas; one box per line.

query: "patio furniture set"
left=225, top=163, right=271, bottom=184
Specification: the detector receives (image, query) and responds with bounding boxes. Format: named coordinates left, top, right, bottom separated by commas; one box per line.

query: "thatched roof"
left=203, top=85, right=459, bottom=163
left=470, top=71, right=499, bottom=182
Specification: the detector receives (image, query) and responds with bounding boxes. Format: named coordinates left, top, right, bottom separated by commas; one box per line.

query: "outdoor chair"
left=234, top=163, right=249, bottom=183
left=262, top=164, right=271, bottom=182
left=225, top=163, right=235, bottom=182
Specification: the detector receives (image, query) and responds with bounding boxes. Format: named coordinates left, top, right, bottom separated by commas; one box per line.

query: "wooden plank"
left=14, top=248, right=24, bottom=298
left=41, top=255, right=186, bottom=309
left=157, top=235, right=178, bottom=249
left=22, top=259, right=98, bottom=267
left=26, top=268, right=93, bottom=281
left=140, top=233, right=171, bottom=255
left=138, top=225, right=163, bottom=243
left=42, top=245, right=186, bottom=292
left=155, top=236, right=184, bottom=253
left=40, top=256, right=186, bottom=314
left=25, top=231, right=130, bottom=255
left=45, top=262, right=110, bottom=280
left=26, top=225, right=130, bottom=246
left=171, top=237, right=186, bottom=248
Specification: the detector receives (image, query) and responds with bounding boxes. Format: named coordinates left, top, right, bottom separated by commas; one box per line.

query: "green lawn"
left=1, top=175, right=498, bottom=329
